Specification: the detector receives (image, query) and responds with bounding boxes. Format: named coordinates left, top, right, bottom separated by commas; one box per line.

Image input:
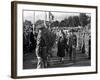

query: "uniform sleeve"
left=74, top=35, right=77, bottom=47
left=36, top=33, right=42, bottom=57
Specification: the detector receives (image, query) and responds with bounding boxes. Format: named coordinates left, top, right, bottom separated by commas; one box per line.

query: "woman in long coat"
left=57, top=30, right=66, bottom=62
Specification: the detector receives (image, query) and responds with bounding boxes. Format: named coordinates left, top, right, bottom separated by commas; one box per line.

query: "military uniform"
left=68, top=32, right=77, bottom=62
left=36, top=28, right=48, bottom=68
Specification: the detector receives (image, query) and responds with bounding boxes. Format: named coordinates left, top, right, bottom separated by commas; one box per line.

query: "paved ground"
left=23, top=50, right=91, bottom=69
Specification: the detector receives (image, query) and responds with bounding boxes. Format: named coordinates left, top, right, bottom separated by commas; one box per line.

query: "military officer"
left=35, top=24, right=48, bottom=68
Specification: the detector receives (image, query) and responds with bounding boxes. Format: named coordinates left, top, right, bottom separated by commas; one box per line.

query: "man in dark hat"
left=68, top=29, right=77, bottom=62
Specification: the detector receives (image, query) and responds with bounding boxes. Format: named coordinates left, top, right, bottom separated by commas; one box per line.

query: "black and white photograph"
left=11, top=1, right=97, bottom=78
left=23, top=11, right=91, bottom=69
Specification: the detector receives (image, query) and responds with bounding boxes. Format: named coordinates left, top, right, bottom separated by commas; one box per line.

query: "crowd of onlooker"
left=23, top=20, right=91, bottom=68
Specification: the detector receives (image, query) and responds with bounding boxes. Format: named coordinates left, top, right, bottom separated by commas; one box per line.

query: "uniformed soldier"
left=57, top=30, right=66, bottom=63
left=35, top=24, right=48, bottom=68
left=68, top=29, right=77, bottom=62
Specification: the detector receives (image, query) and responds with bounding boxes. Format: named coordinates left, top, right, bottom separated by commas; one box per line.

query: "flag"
left=49, top=12, right=54, bottom=22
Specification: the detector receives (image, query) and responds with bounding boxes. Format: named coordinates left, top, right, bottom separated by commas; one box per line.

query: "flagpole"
left=45, top=11, right=47, bottom=23
left=33, top=10, right=35, bottom=33
left=45, top=11, right=47, bottom=28
left=49, top=11, right=51, bottom=29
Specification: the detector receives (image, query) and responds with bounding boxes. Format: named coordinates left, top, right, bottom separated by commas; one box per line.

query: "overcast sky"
left=23, top=10, right=90, bottom=23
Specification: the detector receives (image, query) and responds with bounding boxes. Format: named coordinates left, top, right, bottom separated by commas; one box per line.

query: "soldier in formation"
left=68, top=29, right=77, bottom=62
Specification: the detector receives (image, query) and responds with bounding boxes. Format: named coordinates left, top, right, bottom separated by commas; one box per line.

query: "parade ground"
left=23, top=50, right=91, bottom=69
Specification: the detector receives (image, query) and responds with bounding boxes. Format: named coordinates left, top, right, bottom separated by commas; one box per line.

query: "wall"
left=0, top=0, right=99, bottom=80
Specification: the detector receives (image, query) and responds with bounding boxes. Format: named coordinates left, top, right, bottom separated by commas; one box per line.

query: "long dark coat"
left=57, top=36, right=66, bottom=57
left=36, top=30, right=47, bottom=60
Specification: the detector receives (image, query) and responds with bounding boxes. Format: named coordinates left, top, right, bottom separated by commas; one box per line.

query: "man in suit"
left=68, top=29, right=77, bottom=62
